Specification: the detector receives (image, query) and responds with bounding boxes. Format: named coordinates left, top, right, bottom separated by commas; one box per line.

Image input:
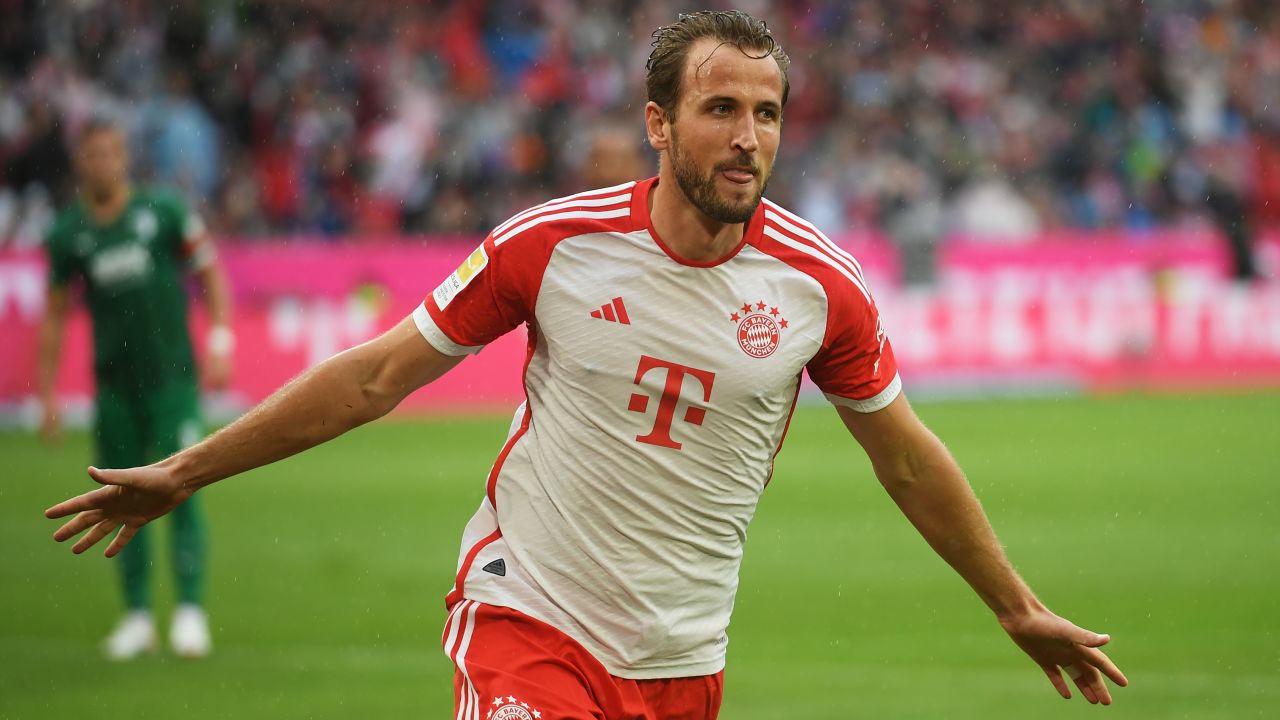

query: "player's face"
left=76, top=129, right=129, bottom=197
left=666, top=38, right=784, bottom=224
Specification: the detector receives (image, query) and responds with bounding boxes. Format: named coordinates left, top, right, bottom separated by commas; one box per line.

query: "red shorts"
left=442, top=599, right=723, bottom=720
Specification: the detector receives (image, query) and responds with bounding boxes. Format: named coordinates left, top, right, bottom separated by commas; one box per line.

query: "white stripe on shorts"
left=454, top=601, right=481, bottom=720
left=442, top=600, right=468, bottom=656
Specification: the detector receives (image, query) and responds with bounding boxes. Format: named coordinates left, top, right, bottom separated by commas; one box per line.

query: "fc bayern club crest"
left=729, top=299, right=788, bottom=358
left=486, top=695, right=541, bottom=720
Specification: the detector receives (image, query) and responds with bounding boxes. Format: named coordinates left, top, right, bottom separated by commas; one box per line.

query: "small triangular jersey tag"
left=482, top=559, right=507, bottom=576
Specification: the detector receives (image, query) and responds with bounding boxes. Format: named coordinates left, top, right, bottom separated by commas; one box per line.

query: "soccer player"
left=45, top=11, right=1126, bottom=716
left=38, top=118, right=233, bottom=660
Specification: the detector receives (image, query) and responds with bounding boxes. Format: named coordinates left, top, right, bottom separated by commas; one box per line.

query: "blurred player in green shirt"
left=37, top=119, right=233, bottom=660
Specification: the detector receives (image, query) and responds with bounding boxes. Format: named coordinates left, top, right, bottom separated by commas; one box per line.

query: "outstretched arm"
left=837, top=394, right=1128, bottom=704
left=46, top=316, right=463, bottom=556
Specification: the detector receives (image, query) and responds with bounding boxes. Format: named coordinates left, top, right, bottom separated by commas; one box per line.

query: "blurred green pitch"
left=2, top=392, right=1277, bottom=718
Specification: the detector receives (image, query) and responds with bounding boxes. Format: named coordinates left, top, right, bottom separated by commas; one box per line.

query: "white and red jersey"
left=415, top=177, right=900, bottom=679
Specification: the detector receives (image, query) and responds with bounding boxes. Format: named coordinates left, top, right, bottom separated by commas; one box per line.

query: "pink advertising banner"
left=2, top=231, right=1278, bottom=418
left=873, top=231, right=1280, bottom=391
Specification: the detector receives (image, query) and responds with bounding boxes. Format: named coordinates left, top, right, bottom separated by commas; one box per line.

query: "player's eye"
left=712, top=104, right=732, bottom=115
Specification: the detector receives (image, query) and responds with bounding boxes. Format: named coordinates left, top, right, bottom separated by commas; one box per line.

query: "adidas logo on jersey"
left=589, top=297, right=631, bottom=325
left=482, top=559, right=507, bottom=576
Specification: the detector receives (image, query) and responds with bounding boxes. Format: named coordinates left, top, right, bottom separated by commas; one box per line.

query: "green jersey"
left=45, top=188, right=213, bottom=389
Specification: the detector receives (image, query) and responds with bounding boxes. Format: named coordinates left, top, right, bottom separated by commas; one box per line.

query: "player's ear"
left=644, top=101, right=672, bottom=152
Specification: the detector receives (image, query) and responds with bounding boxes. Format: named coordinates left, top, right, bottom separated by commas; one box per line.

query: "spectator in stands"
left=0, top=0, right=1277, bottom=247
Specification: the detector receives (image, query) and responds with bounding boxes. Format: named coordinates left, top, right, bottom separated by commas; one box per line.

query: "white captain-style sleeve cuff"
left=824, top=372, right=902, bottom=413
left=412, top=303, right=484, bottom=356
left=187, top=241, right=216, bottom=271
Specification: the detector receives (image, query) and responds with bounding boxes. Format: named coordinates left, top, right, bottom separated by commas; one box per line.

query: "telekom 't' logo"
left=627, top=355, right=716, bottom=450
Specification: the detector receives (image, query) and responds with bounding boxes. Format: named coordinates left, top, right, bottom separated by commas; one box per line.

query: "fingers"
left=1083, top=632, right=1110, bottom=648
left=46, top=466, right=137, bottom=519
left=45, top=486, right=116, bottom=519
left=88, top=466, right=139, bottom=489
left=72, top=519, right=120, bottom=554
left=1067, top=663, right=1113, bottom=705
left=53, top=510, right=105, bottom=542
left=1064, top=664, right=1095, bottom=703
left=104, top=524, right=139, bottom=558
left=1082, top=645, right=1129, bottom=687
left=1040, top=663, right=1071, bottom=700
left=1065, top=622, right=1110, bottom=647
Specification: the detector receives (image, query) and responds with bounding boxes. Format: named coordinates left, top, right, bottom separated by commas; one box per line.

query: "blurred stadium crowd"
left=2, top=0, right=1280, bottom=249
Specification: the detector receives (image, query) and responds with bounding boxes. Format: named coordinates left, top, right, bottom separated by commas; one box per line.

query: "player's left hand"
left=204, top=350, right=232, bottom=390
left=1000, top=607, right=1128, bottom=704
left=45, top=465, right=193, bottom=557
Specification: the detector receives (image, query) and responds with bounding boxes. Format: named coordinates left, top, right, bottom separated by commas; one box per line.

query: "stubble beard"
left=669, top=129, right=769, bottom=225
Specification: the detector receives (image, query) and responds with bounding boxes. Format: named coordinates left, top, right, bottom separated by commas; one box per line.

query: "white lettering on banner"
left=989, top=270, right=1036, bottom=362
left=941, top=271, right=984, bottom=361
left=1113, top=270, right=1158, bottom=357
left=1208, top=284, right=1276, bottom=356
left=1167, top=273, right=1213, bottom=359
left=0, top=262, right=45, bottom=321
left=1267, top=291, right=1280, bottom=354
left=1201, top=280, right=1280, bottom=357
left=1042, top=270, right=1156, bottom=361
left=887, top=289, right=939, bottom=363
left=268, top=296, right=381, bottom=368
left=876, top=266, right=1280, bottom=365
left=1045, top=275, right=1101, bottom=359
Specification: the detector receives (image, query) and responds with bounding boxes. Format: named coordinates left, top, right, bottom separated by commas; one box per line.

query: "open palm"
left=46, top=465, right=191, bottom=557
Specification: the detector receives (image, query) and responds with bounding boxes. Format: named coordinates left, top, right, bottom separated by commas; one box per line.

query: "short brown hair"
left=646, top=11, right=790, bottom=118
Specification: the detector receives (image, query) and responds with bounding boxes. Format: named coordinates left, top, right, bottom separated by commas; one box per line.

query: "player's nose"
left=731, top=115, right=760, bottom=155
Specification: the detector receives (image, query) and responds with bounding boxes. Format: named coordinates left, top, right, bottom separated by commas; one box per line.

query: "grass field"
left=2, top=392, right=1277, bottom=719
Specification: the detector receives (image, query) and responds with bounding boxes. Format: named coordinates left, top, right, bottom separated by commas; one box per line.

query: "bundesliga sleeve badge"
left=729, top=299, right=788, bottom=358
left=433, top=244, right=489, bottom=309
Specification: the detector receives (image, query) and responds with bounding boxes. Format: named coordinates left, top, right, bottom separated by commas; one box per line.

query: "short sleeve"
left=181, top=211, right=215, bottom=270
left=157, top=191, right=215, bottom=270
left=44, top=219, right=76, bottom=288
left=806, top=282, right=901, bottom=413
left=412, top=233, right=547, bottom=356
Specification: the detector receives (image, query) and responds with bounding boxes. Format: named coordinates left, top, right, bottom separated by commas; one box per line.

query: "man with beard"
left=46, top=11, right=1126, bottom=718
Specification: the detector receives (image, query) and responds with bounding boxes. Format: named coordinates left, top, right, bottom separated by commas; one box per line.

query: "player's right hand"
left=45, top=465, right=193, bottom=557
left=999, top=607, right=1128, bottom=705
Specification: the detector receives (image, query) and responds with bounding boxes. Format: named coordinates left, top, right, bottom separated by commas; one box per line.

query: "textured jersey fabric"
left=417, top=177, right=901, bottom=679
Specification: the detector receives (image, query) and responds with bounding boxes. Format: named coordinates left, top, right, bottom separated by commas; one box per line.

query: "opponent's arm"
left=838, top=395, right=1128, bottom=704
left=36, top=286, right=71, bottom=443
left=193, top=243, right=234, bottom=388
left=46, top=316, right=463, bottom=555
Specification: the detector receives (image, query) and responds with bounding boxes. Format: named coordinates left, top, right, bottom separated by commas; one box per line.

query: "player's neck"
left=83, top=183, right=132, bottom=225
left=649, top=174, right=745, bottom=264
